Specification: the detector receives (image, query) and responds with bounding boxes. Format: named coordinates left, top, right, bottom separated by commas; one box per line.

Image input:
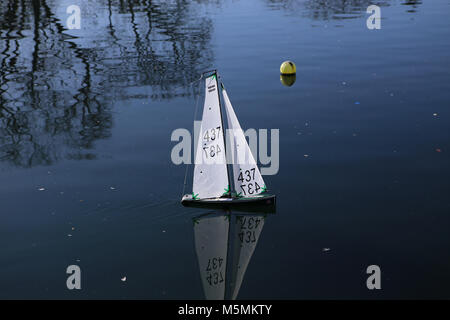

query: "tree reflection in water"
left=0, top=0, right=422, bottom=168
left=267, top=0, right=422, bottom=19
left=0, top=0, right=214, bottom=167
left=265, top=0, right=420, bottom=20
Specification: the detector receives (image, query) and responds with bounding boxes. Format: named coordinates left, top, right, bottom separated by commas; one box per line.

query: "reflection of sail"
left=193, top=212, right=229, bottom=300
left=228, top=215, right=265, bottom=300
left=193, top=211, right=269, bottom=300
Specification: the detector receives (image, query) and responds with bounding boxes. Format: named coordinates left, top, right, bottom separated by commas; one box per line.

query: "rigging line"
left=188, top=73, right=204, bottom=87
left=182, top=74, right=203, bottom=197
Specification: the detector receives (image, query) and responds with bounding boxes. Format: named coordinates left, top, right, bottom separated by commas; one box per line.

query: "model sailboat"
left=181, top=70, right=276, bottom=209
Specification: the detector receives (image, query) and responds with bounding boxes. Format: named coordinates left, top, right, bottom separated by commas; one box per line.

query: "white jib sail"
left=193, top=213, right=229, bottom=300
left=193, top=75, right=229, bottom=199
left=222, top=87, right=266, bottom=197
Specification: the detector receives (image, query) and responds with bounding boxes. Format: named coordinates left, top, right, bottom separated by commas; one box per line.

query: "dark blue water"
left=1, top=0, right=450, bottom=299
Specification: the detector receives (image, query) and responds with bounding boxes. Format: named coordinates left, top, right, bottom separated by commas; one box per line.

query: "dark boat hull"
left=181, top=194, right=276, bottom=213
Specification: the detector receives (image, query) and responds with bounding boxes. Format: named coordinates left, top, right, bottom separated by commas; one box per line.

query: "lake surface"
left=1, top=0, right=450, bottom=299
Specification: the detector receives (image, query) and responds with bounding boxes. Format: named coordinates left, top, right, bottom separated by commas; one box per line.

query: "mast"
left=224, top=210, right=234, bottom=300
left=214, top=71, right=232, bottom=197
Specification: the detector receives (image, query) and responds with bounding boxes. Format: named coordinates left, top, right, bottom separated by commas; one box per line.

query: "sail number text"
left=237, top=216, right=262, bottom=246
left=205, top=257, right=224, bottom=287
left=202, top=127, right=222, bottom=158
left=237, top=168, right=261, bottom=195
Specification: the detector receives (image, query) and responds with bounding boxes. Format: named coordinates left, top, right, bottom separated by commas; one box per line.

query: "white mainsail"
left=221, top=86, right=266, bottom=197
left=228, top=215, right=265, bottom=300
left=193, top=74, right=229, bottom=199
left=193, top=212, right=229, bottom=300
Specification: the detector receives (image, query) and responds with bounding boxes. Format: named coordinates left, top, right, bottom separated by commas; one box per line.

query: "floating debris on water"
left=110, top=186, right=116, bottom=190
left=121, top=276, right=127, bottom=282
left=322, top=248, right=331, bottom=252
left=67, top=234, right=72, bottom=237
left=38, top=187, right=45, bottom=191
left=433, top=113, right=438, bottom=116
left=436, top=148, right=442, bottom=153
left=304, top=154, right=309, bottom=158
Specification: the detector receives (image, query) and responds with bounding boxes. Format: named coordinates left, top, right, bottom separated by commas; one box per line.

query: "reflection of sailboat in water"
left=193, top=210, right=270, bottom=300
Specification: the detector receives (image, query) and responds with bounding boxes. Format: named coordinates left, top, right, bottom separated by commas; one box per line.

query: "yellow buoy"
left=280, top=61, right=296, bottom=75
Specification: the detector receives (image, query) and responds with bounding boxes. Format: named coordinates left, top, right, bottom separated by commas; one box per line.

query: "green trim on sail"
left=192, top=192, right=199, bottom=200
left=222, top=185, right=230, bottom=196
